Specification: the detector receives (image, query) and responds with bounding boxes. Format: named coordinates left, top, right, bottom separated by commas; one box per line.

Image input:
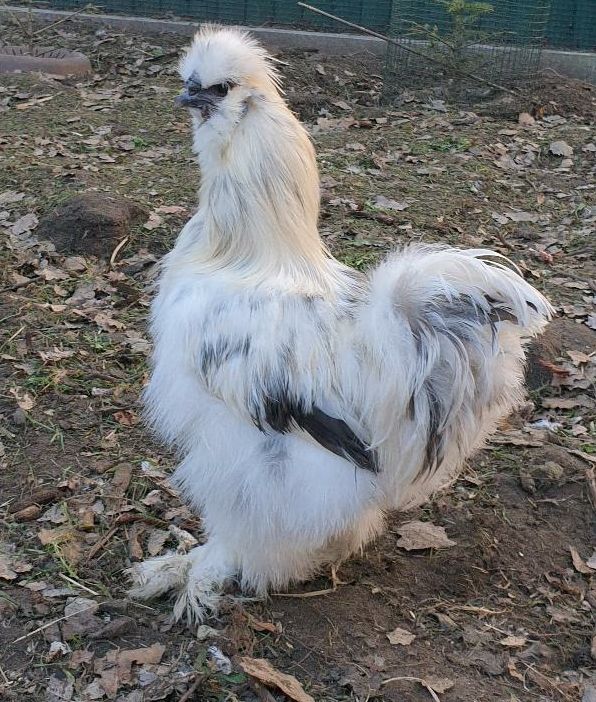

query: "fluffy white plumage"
left=129, top=26, right=552, bottom=623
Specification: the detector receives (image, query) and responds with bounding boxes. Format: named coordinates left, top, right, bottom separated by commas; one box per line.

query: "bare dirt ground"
left=0, top=17, right=595, bottom=702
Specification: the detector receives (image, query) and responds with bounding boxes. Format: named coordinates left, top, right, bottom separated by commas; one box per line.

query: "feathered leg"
left=172, top=540, right=236, bottom=624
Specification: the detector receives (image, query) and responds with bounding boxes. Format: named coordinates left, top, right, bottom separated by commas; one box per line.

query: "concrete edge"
left=540, top=48, right=596, bottom=85
left=1, top=6, right=594, bottom=82
left=0, top=6, right=386, bottom=56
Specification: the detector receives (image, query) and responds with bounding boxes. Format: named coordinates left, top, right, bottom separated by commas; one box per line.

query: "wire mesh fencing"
left=383, top=0, right=552, bottom=102
left=14, top=0, right=392, bottom=31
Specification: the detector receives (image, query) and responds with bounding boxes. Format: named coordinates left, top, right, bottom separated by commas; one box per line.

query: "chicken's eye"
left=211, top=83, right=229, bottom=97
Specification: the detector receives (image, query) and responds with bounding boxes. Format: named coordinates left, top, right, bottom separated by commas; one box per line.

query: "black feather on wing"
left=260, top=397, right=378, bottom=473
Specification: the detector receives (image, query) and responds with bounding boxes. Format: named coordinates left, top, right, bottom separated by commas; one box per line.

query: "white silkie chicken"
left=129, top=26, right=551, bottom=623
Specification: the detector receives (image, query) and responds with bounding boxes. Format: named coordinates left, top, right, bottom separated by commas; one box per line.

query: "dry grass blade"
left=12, top=601, right=105, bottom=644
left=382, top=676, right=442, bottom=702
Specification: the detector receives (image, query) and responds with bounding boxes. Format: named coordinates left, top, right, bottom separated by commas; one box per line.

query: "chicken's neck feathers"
left=176, top=96, right=343, bottom=293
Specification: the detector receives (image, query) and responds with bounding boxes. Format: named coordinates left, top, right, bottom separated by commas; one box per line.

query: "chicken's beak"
left=175, top=89, right=215, bottom=110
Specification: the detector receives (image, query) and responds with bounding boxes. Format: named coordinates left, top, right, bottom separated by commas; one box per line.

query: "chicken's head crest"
left=176, top=25, right=281, bottom=122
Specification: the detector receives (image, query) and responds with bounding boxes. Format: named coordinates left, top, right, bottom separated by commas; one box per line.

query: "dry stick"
left=586, top=467, right=596, bottom=511
left=32, top=4, right=94, bottom=36
left=178, top=675, right=204, bottom=702
left=0, top=664, right=10, bottom=686
left=297, top=2, right=523, bottom=97
left=12, top=602, right=105, bottom=644
left=58, top=572, right=100, bottom=596
left=382, top=676, right=441, bottom=702
left=110, top=236, right=129, bottom=267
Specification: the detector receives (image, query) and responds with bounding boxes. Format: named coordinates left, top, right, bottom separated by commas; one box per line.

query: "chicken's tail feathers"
left=356, top=244, right=553, bottom=508
left=368, top=245, right=552, bottom=339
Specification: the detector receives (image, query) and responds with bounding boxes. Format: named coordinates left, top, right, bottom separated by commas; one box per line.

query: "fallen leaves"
left=387, top=626, right=416, bottom=645
left=143, top=212, right=164, bottom=230
left=238, top=657, right=314, bottom=702
left=549, top=140, right=573, bottom=157
left=11, top=212, right=38, bottom=235
left=0, top=190, right=25, bottom=206
left=395, top=520, right=456, bottom=551
left=569, top=545, right=594, bottom=575
left=0, top=552, right=32, bottom=581
left=371, top=194, right=409, bottom=211
left=9, top=387, right=36, bottom=411
left=93, top=643, right=166, bottom=698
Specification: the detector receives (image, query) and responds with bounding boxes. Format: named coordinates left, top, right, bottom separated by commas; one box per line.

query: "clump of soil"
left=37, top=193, right=147, bottom=258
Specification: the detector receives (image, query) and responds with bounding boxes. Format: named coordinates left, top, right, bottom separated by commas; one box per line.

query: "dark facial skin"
left=175, top=76, right=232, bottom=119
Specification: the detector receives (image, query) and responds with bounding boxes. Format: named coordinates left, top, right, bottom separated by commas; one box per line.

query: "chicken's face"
left=176, top=26, right=280, bottom=129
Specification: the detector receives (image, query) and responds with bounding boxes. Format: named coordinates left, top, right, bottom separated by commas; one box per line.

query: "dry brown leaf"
left=0, top=554, right=17, bottom=581
left=11, top=212, right=38, bottom=236
left=128, top=521, right=145, bottom=560
left=395, top=520, right=456, bottom=551
left=518, top=112, right=535, bottom=126
left=63, top=256, right=87, bottom=273
left=155, top=205, right=186, bottom=214
left=542, top=395, right=594, bottom=410
left=68, top=650, right=95, bottom=669
left=9, top=387, right=35, bottom=411
left=372, top=194, right=409, bottom=211
left=39, top=347, right=75, bottom=363
left=332, top=99, right=351, bottom=111
left=146, top=528, right=169, bottom=556
left=94, top=312, right=125, bottom=331
left=546, top=605, right=581, bottom=624
left=36, top=264, right=70, bottom=282
left=507, top=658, right=524, bottom=682
left=38, top=525, right=75, bottom=546
left=38, top=526, right=83, bottom=564
left=549, top=140, right=573, bottom=157
left=387, top=626, right=416, bottom=645
left=95, top=643, right=166, bottom=696
left=113, top=410, right=140, bottom=426
left=110, top=463, right=133, bottom=497
left=238, top=656, right=314, bottom=702
left=246, top=614, right=282, bottom=634
left=424, top=676, right=455, bottom=694
left=505, top=210, right=538, bottom=223
left=0, top=190, right=25, bottom=206
left=46, top=673, right=74, bottom=702
left=499, top=635, right=527, bottom=648
left=143, top=212, right=164, bottom=230
left=569, top=546, right=593, bottom=574
left=568, top=350, right=592, bottom=365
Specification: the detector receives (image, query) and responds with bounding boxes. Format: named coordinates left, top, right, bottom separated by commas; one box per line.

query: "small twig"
left=87, top=525, right=119, bottom=559
left=446, top=604, right=505, bottom=615
left=178, top=675, right=204, bottom=702
left=32, top=4, right=93, bottom=36
left=382, top=676, right=441, bottom=702
left=110, top=236, right=129, bottom=267
left=272, top=587, right=336, bottom=598
left=12, top=601, right=104, bottom=644
left=87, top=513, right=168, bottom=559
left=0, top=665, right=10, bottom=686
left=0, top=324, right=25, bottom=353
left=58, top=572, right=100, bottom=596
left=297, top=2, right=522, bottom=97
left=585, top=467, right=596, bottom=511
